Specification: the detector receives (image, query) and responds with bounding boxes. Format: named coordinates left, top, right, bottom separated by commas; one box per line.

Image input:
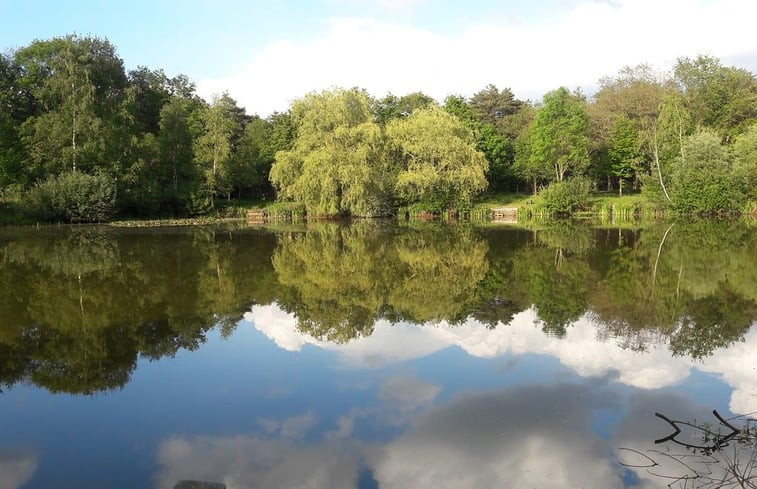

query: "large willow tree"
left=269, top=88, right=393, bottom=217
left=387, top=106, right=488, bottom=211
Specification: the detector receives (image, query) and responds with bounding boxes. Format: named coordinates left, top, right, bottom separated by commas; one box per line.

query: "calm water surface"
left=0, top=220, right=755, bottom=488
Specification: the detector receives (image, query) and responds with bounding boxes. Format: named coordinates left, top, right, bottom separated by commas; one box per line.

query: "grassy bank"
left=476, top=192, right=659, bottom=220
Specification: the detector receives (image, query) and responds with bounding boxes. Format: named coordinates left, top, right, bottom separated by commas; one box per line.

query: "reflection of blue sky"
left=1, top=306, right=754, bottom=488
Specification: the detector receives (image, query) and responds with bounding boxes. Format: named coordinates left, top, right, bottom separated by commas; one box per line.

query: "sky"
left=3, top=0, right=757, bottom=116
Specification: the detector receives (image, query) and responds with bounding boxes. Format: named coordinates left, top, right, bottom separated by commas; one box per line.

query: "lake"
left=0, top=220, right=755, bottom=489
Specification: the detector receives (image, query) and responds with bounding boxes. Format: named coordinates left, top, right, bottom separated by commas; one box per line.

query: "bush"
left=539, top=177, right=592, bottom=215
left=670, top=129, right=747, bottom=214
left=25, top=171, right=116, bottom=223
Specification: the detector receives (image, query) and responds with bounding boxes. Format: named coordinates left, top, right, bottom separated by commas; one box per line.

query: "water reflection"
left=0, top=450, right=37, bottom=489
left=618, top=407, right=757, bottom=488
left=0, top=220, right=755, bottom=488
left=0, top=220, right=755, bottom=395
left=249, top=303, right=757, bottom=415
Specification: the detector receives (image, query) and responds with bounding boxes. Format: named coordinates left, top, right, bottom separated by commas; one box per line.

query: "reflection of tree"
left=272, top=222, right=489, bottom=342
left=388, top=225, right=489, bottom=323
left=1, top=219, right=755, bottom=394
left=0, top=226, right=278, bottom=394
left=590, top=221, right=757, bottom=359
left=510, top=228, right=594, bottom=337
left=620, top=410, right=757, bottom=488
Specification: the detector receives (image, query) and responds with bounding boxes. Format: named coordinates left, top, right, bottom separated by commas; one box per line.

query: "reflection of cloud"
left=156, top=436, right=358, bottom=489
left=379, top=376, right=440, bottom=410
left=248, top=304, right=757, bottom=416
left=257, top=412, right=316, bottom=440
left=0, top=450, right=37, bottom=489
left=696, top=326, right=757, bottom=416
left=368, top=383, right=622, bottom=489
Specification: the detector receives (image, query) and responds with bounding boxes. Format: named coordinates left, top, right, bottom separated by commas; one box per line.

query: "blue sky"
left=3, top=0, right=757, bottom=115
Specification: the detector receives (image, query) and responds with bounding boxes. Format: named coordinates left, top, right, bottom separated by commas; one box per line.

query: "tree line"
left=1, top=34, right=756, bottom=222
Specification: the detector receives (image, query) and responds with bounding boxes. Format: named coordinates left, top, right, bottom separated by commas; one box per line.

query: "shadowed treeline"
left=0, top=220, right=755, bottom=394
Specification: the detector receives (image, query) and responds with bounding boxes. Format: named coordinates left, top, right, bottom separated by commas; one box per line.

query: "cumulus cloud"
left=0, top=450, right=37, bottom=489
left=247, top=303, right=757, bottom=415
left=197, top=0, right=757, bottom=115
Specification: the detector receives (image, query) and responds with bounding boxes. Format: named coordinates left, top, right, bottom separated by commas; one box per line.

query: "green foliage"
left=674, top=55, right=757, bottom=140
left=444, top=95, right=515, bottom=193
left=387, top=106, right=488, bottom=211
left=731, top=124, right=757, bottom=201
left=15, top=34, right=128, bottom=178
left=232, top=116, right=275, bottom=198
left=670, top=129, right=746, bottom=214
left=270, top=88, right=394, bottom=217
left=373, top=91, right=436, bottom=124
left=538, top=176, right=592, bottom=214
left=516, top=87, right=590, bottom=189
left=25, top=171, right=116, bottom=222
left=469, top=84, right=524, bottom=126
left=193, top=92, right=246, bottom=207
left=607, top=115, right=641, bottom=195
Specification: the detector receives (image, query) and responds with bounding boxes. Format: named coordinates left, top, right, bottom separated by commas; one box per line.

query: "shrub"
left=539, top=177, right=592, bottom=215
left=25, top=171, right=116, bottom=223
left=670, top=129, right=747, bottom=214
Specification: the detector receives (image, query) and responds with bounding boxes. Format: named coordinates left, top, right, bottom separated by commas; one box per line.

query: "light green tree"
left=269, top=88, right=393, bottom=216
left=731, top=124, right=757, bottom=202
left=386, top=106, right=488, bottom=211
left=670, top=128, right=745, bottom=213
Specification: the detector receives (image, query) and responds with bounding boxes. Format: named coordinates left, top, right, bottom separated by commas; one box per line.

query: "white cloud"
left=247, top=303, right=757, bottom=415
left=197, top=0, right=757, bottom=115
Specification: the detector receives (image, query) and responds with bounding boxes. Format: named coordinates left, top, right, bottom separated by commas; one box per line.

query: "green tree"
left=373, top=91, right=436, bottom=124
left=469, top=84, right=524, bottom=126
left=515, top=88, right=590, bottom=192
left=269, top=88, right=393, bottom=216
left=670, top=128, right=745, bottom=213
left=233, top=116, right=274, bottom=198
left=193, top=92, right=246, bottom=209
left=158, top=97, right=197, bottom=210
left=607, top=115, right=641, bottom=195
left=589, top=65, right=672, bottom=192
left=444, top=95, right=514, bottom=193
left=125, top=66, right=170, bottom=135
left=15, top=34, right=128, bottom=178
left=0, top=52, right=27, bottom=190
left=674, top=55, right=757, bottom=141
left=387, top=106, right=488, bottom=211
left=731, top=124, right=757, bottom=202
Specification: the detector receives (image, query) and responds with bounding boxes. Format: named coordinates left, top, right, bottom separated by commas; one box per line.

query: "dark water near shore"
left=0, top=220, right=755, bottom=488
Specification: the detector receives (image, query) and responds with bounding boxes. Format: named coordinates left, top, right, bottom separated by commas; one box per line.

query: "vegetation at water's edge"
left=1, top=34, right=756, bottom=224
